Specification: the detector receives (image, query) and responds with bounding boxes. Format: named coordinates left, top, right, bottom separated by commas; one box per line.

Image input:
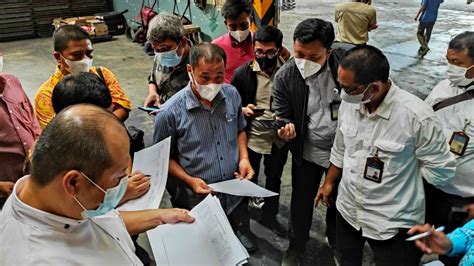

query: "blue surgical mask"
left=74, top=172, right=128, bottom=219
left=155, top=45, right=182, bottom=67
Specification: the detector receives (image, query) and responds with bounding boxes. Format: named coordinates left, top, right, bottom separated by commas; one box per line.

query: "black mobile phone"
left=257, top=119, right=287, bottom=130
left=138, top=106, right=160, bottom=113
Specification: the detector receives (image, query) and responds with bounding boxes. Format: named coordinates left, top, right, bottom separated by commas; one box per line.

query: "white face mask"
left=63, top=56, right=93, bottom=74
left=0, top=55, right=4, bottom=72
left=341, top=84, right=373, bottom=104
left=295, top=58, right=322, bottom=79
left=188, top=72, right=222, bottom=101
left=447, top=63, right=474, bottom=87
left=229, top=23, right=250, bottom=43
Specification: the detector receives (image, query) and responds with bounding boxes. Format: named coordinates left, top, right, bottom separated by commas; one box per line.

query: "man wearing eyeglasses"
left=231, top=26, right=289, bottom=238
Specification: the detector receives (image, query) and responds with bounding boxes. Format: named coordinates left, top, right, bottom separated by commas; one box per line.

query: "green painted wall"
left=112, top=0, right=228, bottom=41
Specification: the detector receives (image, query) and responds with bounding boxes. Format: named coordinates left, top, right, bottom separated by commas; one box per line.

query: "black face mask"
left=256, top=56, right=278, bottom=71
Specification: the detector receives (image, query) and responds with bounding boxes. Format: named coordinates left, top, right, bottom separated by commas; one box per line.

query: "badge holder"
left=449, top=119, right=471, bottom=156
left=364, top=149, right=384, bottom=183
left=330, top=101, right=341, bottom=121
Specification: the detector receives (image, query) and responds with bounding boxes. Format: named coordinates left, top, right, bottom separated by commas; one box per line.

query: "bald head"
left=30, top=104, right=128, bottom=186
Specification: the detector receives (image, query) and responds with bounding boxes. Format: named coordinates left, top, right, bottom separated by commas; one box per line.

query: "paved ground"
left=1, top=0, right=473, bottom=265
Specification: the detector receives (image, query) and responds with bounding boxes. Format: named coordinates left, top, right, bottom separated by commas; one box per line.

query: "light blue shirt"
left=153, top=83, right=246, bottom=213
left=447, top=219, right=474, bottom=266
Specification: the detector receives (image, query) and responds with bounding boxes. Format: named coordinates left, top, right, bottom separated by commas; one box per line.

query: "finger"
left=314, top=195, right=321, bottom=207
left=177, top=211, right=195, bottom=223
left=136, top=180, right=151, bottom=191
left=234, top=172, right=244, bottom=180
left=248, top=104, right=256, bottom=109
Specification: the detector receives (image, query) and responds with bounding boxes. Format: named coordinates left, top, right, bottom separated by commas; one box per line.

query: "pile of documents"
left=147, top=195, right=250, bottom=266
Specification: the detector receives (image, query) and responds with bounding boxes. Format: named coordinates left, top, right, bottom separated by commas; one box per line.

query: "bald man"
left=0, top=105, right=194, bottom=265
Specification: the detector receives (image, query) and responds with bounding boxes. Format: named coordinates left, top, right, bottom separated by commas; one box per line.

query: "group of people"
left=0, top=0, right=473, bottom=265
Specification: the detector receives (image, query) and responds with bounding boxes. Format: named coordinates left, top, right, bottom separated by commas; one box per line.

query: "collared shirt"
left=0, top=176, right=142, bottom=265
left=0, top=74, right=41, bottom=184
left=447, top=219, right=474, bottom=266
left=302, top=63, right=340, bottom=168
left=212, top=33, right=255, bottom=83
left=331, top=82, right=456, bottom=240
left=149, top=48, right=191, bottom=104
left=335, top=2, right=376, bottom=45
left=34, top=66, right=132, bottom=128
left=153, top=84, right=246, bottom=213
left=425, top=79, right=474, bottom=197
left=247, top=59, right=282, bottom=155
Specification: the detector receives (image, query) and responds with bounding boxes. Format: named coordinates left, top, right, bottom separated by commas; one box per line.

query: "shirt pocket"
left=374, top=139, right=406, bottom=174
left=10, top=101, right=34, bottom=126
left=340, top=123, right=358, bottom=156
left=224, top=112, right=238, bottom=143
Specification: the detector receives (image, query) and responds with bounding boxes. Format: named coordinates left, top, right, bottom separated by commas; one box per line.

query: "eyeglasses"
left=341, top=83, right=371, bottom=95
left=254, top=48, right=280, bottom=59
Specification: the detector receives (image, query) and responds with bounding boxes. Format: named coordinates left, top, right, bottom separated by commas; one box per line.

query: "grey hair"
left=147, top=13, right=184, bottom=44
left=189, top=42, right=227, bottom=68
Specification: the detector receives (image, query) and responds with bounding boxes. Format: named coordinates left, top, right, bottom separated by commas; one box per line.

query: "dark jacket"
left=272, top=46, right=349, bottom=166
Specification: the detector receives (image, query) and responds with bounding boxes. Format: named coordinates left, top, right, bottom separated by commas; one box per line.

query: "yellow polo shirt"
left=335, top=2, right=377, bottom=45
left=34, top=66, right=131, bottom=128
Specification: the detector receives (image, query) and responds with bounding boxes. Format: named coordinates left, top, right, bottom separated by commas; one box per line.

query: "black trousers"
left=290, top=158, right=326, bottom=247
left=417, top=21, right=435, bottom=48
left=424, top=181, right=474, bottom=266
left=247, top=143, right=289, bottom=217
left=336, top=211, right=422, bottom=266
left=325, top=178, right=340, bottom=248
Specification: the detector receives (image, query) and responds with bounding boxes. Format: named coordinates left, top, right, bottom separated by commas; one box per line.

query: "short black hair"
left=254, top=26, right=283, bottom=48
left=52, top=72, right=112, bottom=114
left=30, top=105, right=125, bottom=186
left=53, top=25, right=91, bottom=52
left=449, top=31, right=474, bottom=59
left=221, top=0, right=252, bottom=20
left=293, top=18, right=335, bottom=49
left=189, top=42, right=227, bottom=68
left=340, top=45, right=390, bottom=84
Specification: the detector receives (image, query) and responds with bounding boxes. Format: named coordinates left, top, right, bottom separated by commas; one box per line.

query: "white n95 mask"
left=189, top=72, right=222, bottom=101
left=64, top=56, right=93, bottom=74
left=341, top=84, right=373, bottom=104
left=447, top=63, right=474, bottom=87
left=295, top=58, right=322, bottom=79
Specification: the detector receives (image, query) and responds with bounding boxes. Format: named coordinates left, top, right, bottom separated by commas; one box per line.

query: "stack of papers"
left=118, top=137, right=170, bottom=211
left=209, top=179, right=279, bottom=197
left=147, top=195, right=250, bottom=266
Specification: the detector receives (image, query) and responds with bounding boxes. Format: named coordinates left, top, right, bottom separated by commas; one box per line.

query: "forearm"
left=237, top=130, right=249, bottom=160
left=113, top=105, right=130, bottom=121
left=148, top=83, right=158, bottom=95
left=169, top=159, right=195, bottom=186
left=120, top=209, right=164, bottom=236
left=322, top=163, right=342, bottom=187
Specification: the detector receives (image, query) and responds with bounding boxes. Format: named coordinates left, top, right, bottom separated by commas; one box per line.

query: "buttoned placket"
left=209, top=104, right=228, bottom=181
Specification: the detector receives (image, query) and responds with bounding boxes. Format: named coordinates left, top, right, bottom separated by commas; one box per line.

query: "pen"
left=405, top=226, right=445, bottom=241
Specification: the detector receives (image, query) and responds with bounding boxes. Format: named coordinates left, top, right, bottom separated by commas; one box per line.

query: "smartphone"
left=253, top=107, right=265, bottom=113
left=257, top=119, right=287, bottom=130
left=138, top=106, right=160, bottom=113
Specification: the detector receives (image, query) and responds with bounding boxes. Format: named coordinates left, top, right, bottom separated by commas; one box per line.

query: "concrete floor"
left=1, top=0, right=474, bottom=265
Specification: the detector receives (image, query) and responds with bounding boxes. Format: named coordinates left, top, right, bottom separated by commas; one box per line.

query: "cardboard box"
left=52, top=17, right=109, bottom=37
left=86, top=19, right=109, bottom=36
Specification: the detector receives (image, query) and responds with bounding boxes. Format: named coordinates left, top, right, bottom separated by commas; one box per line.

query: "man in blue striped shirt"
left=153, top=42, right=257, bottom=252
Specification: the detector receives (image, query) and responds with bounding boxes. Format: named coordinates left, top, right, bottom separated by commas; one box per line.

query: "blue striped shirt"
left=153, top=83, right=246, bottom=213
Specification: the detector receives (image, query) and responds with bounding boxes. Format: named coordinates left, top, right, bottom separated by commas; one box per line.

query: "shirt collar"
left=10, top=176, right=84, bottom=233
left=185, top=83, right=226, bottom=111
left=357, top=80, right=396, bottom=120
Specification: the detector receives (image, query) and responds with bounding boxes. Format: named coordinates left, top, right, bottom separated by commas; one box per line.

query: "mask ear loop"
left=80, top=171, right=106, bottom=194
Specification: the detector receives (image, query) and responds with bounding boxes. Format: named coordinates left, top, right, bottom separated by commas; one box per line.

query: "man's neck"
left=365, top=81, right=391, bottom=114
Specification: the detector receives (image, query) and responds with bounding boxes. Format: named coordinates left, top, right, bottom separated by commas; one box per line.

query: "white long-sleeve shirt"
left=330, top=82, right=456, bottom=241
left=0, top=176, right=142, bottom=266
left=425, top=79, right=474, bottom=197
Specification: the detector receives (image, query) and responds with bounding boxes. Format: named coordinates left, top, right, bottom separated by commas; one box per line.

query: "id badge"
left=364, top=157, right=384, bottom=183
left=330, top=101, right=341, bottom=121
left=449, top=131, right=470, bottom=156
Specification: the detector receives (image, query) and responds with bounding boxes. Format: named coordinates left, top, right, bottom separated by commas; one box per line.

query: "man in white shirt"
left=424, top=31, right=474, bottom=266
left=0, top=105, right=194, bottom=265
left=315, top=45, right=456, bottom=266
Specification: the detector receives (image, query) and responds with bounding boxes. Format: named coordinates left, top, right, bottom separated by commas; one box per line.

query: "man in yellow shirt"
left=35, top=25, right=131, bottom=128
left=335, top=0, right=378, bottom=45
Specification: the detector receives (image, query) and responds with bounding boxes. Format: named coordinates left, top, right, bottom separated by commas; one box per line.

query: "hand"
left=144, top=92, right=161, bottom=108
left=242, top=104, right=263, bottom=118
left=414, top=16, right=419, bottom=21
left=277, top=123, right=296, bottom=141
left=122, top=171, right=151, bottom=202
left=155, top=208, right=195, bottom=225
left=234, top=157, right=255, bottom=180
left=0, top=181, right=14, bottom=197
left=464, top=203, right=474, bottom=219
left=407, top=224, right=452, bottom=255
left=189, top=177, right=213, bottom=194
left=314, top=183, right=334, bottom=207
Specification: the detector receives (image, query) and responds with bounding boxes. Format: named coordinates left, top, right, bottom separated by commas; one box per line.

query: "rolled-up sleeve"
left=415, top=117, right=456, bottom=186
left=330, top=118, right=345, bottom=168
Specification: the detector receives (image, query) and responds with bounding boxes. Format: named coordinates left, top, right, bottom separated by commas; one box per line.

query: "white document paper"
left=118, top=137, right=171, bottom=211
left=209, top=179, right=278, bottom=197
left=147, top=195, right=249, bottom=266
